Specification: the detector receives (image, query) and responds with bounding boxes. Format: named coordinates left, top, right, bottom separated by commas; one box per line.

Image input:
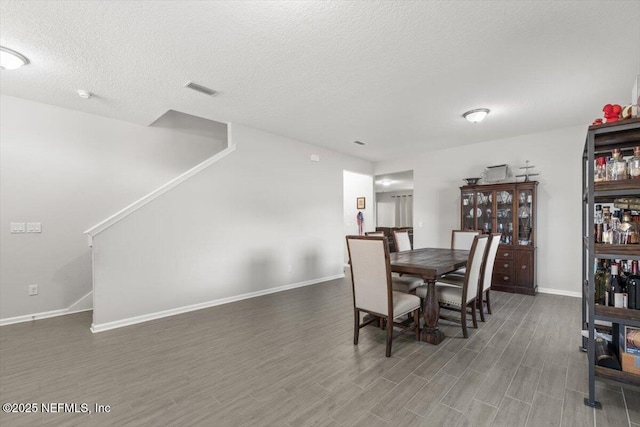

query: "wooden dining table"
left=389, top=247, right=470, bottom=345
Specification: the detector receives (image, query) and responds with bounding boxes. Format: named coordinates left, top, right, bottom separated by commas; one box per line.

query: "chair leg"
left=471, top=301, right=478, bottom=328
left=486, top=290, right=492, bottom=314
left=413, top=309, right=420, bottom=340
left=478, top=294, right=486, bottom=323
left=385, top=317, right=393, bottom=357
left=461, top=307, right=468, bottom=338
left=354, top=309, right=360, bottom=345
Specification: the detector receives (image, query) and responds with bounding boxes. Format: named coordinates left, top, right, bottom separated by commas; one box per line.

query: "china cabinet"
left=582, top=118, right=640, bottom=409
left=460, top=181, right=538, bottom=295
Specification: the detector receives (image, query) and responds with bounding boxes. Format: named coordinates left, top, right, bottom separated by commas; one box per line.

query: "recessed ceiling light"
left=77, top=90, right=92, bottom=99
left=463, top=108, right=490, bottom=123
left=353, top=140, right=367, bottom=146
left=0, top=46, right=29, bottom=70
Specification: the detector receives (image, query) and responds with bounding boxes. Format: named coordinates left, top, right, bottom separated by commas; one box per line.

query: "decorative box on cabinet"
left=460, top=181, right=538, bottom=295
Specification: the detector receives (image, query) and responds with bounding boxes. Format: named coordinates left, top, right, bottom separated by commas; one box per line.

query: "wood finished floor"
left=1, top=277, right=639, bottom=427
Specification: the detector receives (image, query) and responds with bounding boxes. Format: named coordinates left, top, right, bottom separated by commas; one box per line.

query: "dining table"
left=389, top=247, right=470, bottom=345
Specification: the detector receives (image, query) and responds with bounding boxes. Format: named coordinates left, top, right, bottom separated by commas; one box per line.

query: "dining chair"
left=346, top=235, right=421, bottom=357
left=440, top=233, right=500, bottom=322
left=448, top=230, right=481, bottom=275
left=393, top=230, right=412, bottom=252
left=365, top=231, right=385, bottom=236
left=415, top=234, right=489, bottom=338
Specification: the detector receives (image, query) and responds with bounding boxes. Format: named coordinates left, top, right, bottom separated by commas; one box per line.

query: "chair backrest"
left=451, top=230, right=481, bottom=250
left=393, top=230, right=412, bottom=252
left=346, top=236, right=392, bottom=316
left=462, top=235, right=489, bottom=304
left=365, top=231, right=385, bottom=237
left=482, top=234, right=502, bottom=293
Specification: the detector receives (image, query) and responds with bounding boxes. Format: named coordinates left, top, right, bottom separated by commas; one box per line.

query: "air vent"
left=353, top=140, right=367, bottom=146
left=184, top=81, right=217, bottom=96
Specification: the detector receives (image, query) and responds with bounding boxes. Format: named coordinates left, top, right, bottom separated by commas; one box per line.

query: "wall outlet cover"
left=26, top=222, right=42, bottom=233
left=10, top=223, right=26, bottom=233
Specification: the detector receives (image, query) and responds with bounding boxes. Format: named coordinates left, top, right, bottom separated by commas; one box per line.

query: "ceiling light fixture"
left=463, top=108, right=490, bottom=123
left=0, top=46, right=29, bottom=70
left=381, top=180, right=392, bottom=186
left=77, top=90, right=92, bottom=99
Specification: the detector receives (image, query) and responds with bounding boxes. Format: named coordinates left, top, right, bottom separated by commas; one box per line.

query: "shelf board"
left=594, top=305, right=640, bottom=326
left=595, top=365, right=640, bottom=387
left=589, top=118, right=640, bottom=152
left=594, top=180, right=640, bottom=193
left=594, top=244, right=640, bottom=258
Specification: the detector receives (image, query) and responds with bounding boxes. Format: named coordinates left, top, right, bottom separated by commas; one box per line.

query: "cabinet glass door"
left=461, top=191, right=475, bottom=230
left=495, top=190, right=514, bottom=245
left=476, top=191, right=492, bottom=233
left=517, top=189, right=533, bottom=246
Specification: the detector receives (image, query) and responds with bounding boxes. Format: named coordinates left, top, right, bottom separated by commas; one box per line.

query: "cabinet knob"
left=521, top=265, right=527, bottom=269
left=503, top=276, right=509, bottom=281
left=503, top=263, right=509, bottom=268
left=503, top=253, right=509, bottom=257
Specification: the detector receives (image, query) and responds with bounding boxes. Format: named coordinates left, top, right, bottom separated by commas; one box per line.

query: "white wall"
left=0, top=95, right=224, bottom=321
left=90, top=124, right=372, bottom=328
left=375, top=125, right=586, bottom=295
left=343, top=170, right=375, bottom=263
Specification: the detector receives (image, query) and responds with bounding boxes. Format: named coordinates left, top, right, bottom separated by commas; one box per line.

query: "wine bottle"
left=611, top=264, right=625, bottom=308
left=628, top=260, right=639, bottom=310
left=595, top=259, right=607, bottom=305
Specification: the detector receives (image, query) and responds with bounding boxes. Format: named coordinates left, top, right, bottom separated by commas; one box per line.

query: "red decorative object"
left=603, top=104, right=622, bottom=123
left=592, top=118, right=604, bottom=126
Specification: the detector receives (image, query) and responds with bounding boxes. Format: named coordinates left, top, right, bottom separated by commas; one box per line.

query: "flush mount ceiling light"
left=463, top=108, right=490, bottom=123
left=77, top=90, right=92, bottom=99
left=0, top=46, right=29, bottom=70
left=380, top=179, right=392, bottom=187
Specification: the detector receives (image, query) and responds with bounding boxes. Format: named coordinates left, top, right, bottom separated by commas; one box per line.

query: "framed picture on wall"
left=357, top=197, right=366, bottom=209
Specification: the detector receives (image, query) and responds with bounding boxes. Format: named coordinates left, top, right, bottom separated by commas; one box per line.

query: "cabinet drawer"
left=497, top=249, right=514, bottom=260
left=493, top=272, right=514, bottom=286
left=494, top=260, right=513, bottom=273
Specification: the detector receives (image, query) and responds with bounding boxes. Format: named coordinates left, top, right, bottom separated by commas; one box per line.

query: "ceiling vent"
left=184, top=81, right=217, bottom=96
left=353, top=140, right=367, bottom=146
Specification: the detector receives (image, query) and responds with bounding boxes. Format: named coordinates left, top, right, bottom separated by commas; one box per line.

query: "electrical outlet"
left=28, top=284, right=38, bottom=296
left=26, top=222, right=41, bottom=233
left=10, top=223, right=26, bottom=233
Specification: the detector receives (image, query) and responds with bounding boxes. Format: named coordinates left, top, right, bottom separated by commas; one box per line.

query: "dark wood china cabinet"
left=460, top=181, right=538, bottom=295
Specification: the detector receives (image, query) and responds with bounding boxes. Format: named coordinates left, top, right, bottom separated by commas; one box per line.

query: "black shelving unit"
left=582, top=117, right=640, bottom=408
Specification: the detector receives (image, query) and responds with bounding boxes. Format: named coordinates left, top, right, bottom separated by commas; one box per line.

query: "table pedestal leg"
left=421, top=279, right=445, bottom=345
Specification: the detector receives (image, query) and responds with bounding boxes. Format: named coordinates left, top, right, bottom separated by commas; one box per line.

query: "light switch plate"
left=10, top=223, right=26, bottom=233
left=26, top=222, right=41, bottom=233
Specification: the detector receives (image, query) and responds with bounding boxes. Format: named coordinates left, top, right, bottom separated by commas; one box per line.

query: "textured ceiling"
left=1, top=1, right=639, bottom=161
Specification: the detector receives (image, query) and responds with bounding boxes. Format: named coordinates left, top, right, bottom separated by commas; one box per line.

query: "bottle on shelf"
left=619, top=212, right=639, bottom=244
left=595, top=204, right=603, bottom=243
left=629, top=147, right=640, bottom=179
left=607, top=148, right=628, bottom=181
left=595, top=259, right=607, bottom=305
left=595, top=157, right=607, bottom=182
left=610, top=264, right=626, bottom=308
left=628, top=260, right=640, bottom=310
left=602, top=206, right=613, bottom=244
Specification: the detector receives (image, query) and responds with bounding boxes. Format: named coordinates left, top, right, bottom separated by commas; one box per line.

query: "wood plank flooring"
left=1, top=276, right=638, bottom=426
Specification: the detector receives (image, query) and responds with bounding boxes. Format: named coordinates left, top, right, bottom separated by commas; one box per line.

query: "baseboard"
left=537, top=287, right=581, bottom=298
left=91, top=273, right=345, bottom=333
left=0, top=306, right=92, bottom=327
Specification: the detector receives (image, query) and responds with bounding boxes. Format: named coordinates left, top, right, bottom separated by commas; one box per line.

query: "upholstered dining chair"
left=365, top=231, right=385, bottom=236
left=448, top=230, right=482, bottom=275
left=440, top=233, right=500, bottom=322
left=346, top=235, right=421, bottom=357
left=392, top=230, right=412, bottom=252
left=416, top=234, right=489, bottom=338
